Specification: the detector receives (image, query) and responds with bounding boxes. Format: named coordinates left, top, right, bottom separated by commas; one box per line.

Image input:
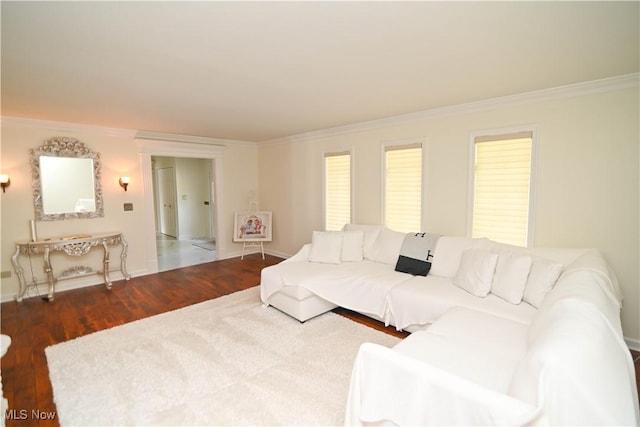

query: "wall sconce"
left=119, top=176, right=130, bottom=192
left=0, top=174, right=10, bottom=193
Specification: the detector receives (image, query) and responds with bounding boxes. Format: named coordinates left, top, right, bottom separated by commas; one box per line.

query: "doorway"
left=152, top=156, right=218, bottom=271
left=139, top=138, right=227, bottom=274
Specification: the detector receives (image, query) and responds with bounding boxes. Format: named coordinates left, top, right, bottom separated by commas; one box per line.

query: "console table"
left=11, top=232, right=130, bottom=302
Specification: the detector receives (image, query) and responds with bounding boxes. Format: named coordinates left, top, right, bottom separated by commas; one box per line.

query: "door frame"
left=139, top=139, right=227, bottom=273
left=155, top=165, right=178, bottom=237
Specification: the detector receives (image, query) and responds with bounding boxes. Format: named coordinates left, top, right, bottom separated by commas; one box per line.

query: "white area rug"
left=46, top=287, right=400, bottom=426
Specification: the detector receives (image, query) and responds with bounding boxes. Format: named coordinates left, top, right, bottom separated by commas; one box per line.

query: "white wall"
left=1, top=77, right=637, bottom=345
left=174, top=158, right=212, bottom=240
left=258, top=78, right=640, bottom=344
left=0, top=119, right=259, bottom=300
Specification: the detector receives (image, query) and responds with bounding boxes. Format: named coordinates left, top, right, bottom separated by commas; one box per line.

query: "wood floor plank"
left=1, top=254, right=281, bottom=427
left=1, top=253, right=639, bottom=426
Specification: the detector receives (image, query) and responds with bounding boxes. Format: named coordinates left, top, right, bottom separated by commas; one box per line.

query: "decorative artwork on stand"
left=233, top=211, right=272, bottom=242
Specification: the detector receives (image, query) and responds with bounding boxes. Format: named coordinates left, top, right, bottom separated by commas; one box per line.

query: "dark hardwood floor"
left=1, top=253, right=638, bottom=426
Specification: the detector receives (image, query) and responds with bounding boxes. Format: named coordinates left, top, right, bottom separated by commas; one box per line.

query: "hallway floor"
left=156, top=234, right=217, bottom=272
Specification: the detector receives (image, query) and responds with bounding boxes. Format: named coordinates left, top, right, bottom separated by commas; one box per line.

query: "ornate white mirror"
left=31, top=137, right=104, bottom=220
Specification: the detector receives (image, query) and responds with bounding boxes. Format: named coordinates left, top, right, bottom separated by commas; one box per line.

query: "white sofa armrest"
left=345, top=343, right=542, bottom=427
left=282, top=243, right=311, bottom=263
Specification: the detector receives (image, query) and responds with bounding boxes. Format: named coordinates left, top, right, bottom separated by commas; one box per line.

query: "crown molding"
left=135, top=130, right=256, bottom=148
left=0, top=117, right=257, bottom=148
left=261, top=73, right=639, bottom=146
left=4, top=73, right=637, bottom=147
left=1, top=116, right=138, bottom=138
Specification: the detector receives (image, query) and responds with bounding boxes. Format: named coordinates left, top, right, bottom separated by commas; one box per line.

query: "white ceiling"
left=2, top=1, right=638, bottom=143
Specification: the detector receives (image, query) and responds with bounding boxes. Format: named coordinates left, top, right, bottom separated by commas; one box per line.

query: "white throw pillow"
left=491, top=253, right=533, bottom=304
left=486, top=240, right=527, bottom=256
left=430, top=236, right=488, bottom=278
left=453, top=249, right=498, bottom=297
left=370, top=227, right=407, bottom=266
left=342, top=224, right=382, bottom=260
left=341, top=231, right=364, bottom=262
left=523, top=257, right=563, bottom=308
left=308, top=231, right=342, bottom=264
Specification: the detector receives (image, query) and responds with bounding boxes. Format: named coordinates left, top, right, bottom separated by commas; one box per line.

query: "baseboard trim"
left=1, top=269, right=147, bottom=303
left=264, top=249, right=292, bottom=260
left=625, top=337, right=640, bottom=352
left=221, top=248, right=291, bottom=260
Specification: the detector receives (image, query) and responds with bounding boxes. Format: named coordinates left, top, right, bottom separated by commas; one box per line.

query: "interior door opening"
left=152, top=156, right=218, bottom=271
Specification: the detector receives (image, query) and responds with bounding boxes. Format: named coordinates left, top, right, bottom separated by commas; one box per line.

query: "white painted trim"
left=1, top=116, right=137, bottom=138
left=421, top=141, right=428, bottom=231
left=140, top=152, right=160, bottom=273
left=466, top=126, right=538, bottom=247
left=320, top=151, right=328, bottom=231
left=350, top=146, right=357, bottom=227
left=5, top=74, right=636, bottom=148
left=0, top=269, right=146, bottom=303
left=0, top=116, right=257, bottom=147
left=137, top=138, right=228, bottom=273
left=528, top=128, right=540, bottom=248
left=135, top=130, right=256, bottom=148
left=264, top=249, right=293, bottom=260
left=138, top=138, right=228, bottom=156
left=261, top=73, right=639, bottom=146
left=625, top=337, right=640, bottom=352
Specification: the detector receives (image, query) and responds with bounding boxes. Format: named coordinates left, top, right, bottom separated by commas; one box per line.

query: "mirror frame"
left=31, top=136, right=104, bottom=221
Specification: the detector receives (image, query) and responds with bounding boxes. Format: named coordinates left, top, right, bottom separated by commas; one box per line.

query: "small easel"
left=241, top=201, right=265, bottom=260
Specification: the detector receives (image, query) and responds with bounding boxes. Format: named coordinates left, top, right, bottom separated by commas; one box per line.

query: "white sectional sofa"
left=259, top=224, right=640, bottom=425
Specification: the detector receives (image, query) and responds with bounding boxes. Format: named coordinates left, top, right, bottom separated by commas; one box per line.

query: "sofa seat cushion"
left=276, top=284, right=318, bottom=301
left=394, top=307, right=528, bottom=393
left=299, top=260, right=412, bottom=319
left=266, top=288, right=337, bottom=322
left=346, top=342, right=539, bottom=427
left=261, top=259, right=412, bottom=319
left=387, top=275, right=537, bottom=331
left=426, top=306, right=529, bottom=357
left=261, top=260, right=343, bottom=302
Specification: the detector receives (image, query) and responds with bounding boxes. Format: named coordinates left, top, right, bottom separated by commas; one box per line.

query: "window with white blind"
left=384, top=143, right=423, bottom=233
left=324, top=151, right=352, bottom=231
left=471, top=131, right=534, bottom=247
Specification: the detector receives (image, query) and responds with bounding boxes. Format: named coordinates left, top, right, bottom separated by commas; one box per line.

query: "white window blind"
left=324, top=152, right=351, bottom=231
left=384, top=144, right=422, bottom=233
left=472, top=132, right=533, bottom=247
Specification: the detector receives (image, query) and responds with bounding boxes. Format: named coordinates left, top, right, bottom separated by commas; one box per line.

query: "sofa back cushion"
left=491, top=253, right=532, bottom=304
left=522, top=257, right=563, bottom=308
left=342, top=224, right=382, bottom=260
left=308, top=230, right=365, bottom=263
left=369, top=227, right=406, bottom=265
left=308, top=231, right=343, bottom=264
left=452, top=249, right=498, bottom=297
left=430, top=237, right=489, bottom=278
left=341, top=231, right=365, bottom=262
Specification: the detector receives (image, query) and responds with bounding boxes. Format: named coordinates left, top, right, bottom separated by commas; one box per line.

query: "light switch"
left=124, top=203, right=133, bottom=211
